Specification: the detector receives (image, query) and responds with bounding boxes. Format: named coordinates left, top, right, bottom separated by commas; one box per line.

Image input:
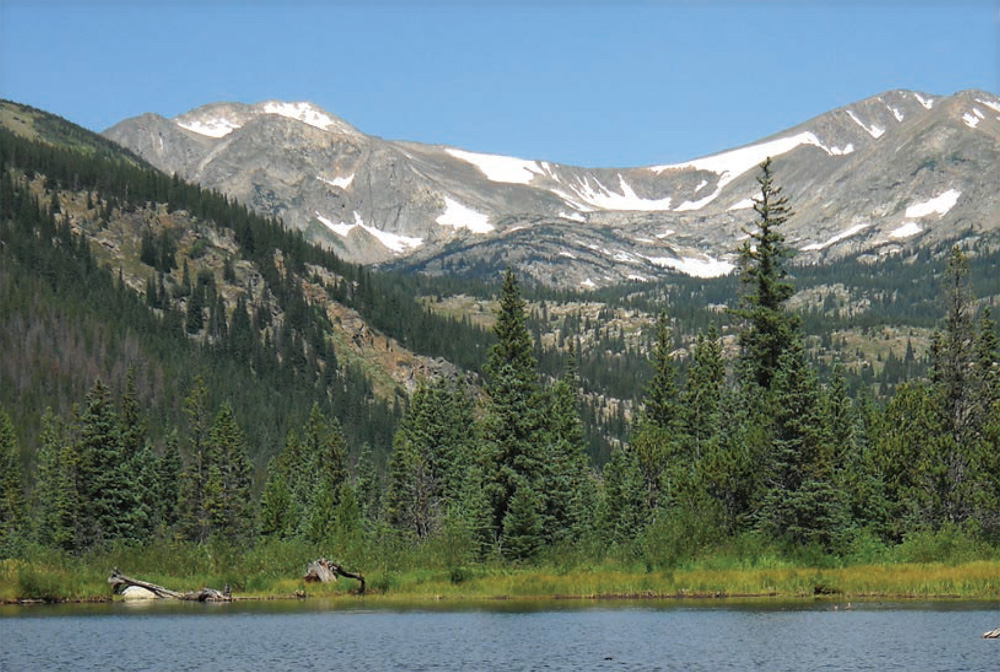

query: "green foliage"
left=0, top=408, right=26, bottom=557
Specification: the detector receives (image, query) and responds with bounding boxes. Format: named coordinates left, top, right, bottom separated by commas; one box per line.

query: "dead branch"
left=108, top=568, right=233, bottom=601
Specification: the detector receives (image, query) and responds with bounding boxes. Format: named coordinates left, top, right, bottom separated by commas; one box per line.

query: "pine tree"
left=259, top=461, right=295, bottom=539
left=757, top=343, right=845, bottom=549
left=500, top=478, right=543, bottom=561
left=931, top=246, right=980, bottom=444
left=76, top=378, right=141, bottom=548
left=332, top=481, right=363, bottom=556
left=204, top=402, right=256, bottom=545
left=632, top=313, right=683, bottom=513
left=698, top=381, right=769, bottom=536
left=642, top=313, right=681, bottom=430
left=354, top=443, right=381, bottom=531
left=119, top=368, right=152, bottom=539
left=179, top=376, right=211, bottom=543
left=33, top=409, right=78, bottom=551
left=681, top=324, right=725, bottom=448
left=733, top=158, right=800, bottom=390
left=382, top=430, right=436, bottom=539
left=156, top=432, right=182, bottom=531
left=0, top=409, right=25, bottom=556
left=482, top=270, right=546, bottom=543
left=304, top=404, right=349, bottom=513
left=597, top=443, right=646, bottom=545
left=543, top=349, right=596, bottom=542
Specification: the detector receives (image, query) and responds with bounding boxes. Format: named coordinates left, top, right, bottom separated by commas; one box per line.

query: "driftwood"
left=984, top=627, right=1000, bottom=639
left=108, top=568, right=233, bottom=601
left=303, top=558, right=365, bottom=594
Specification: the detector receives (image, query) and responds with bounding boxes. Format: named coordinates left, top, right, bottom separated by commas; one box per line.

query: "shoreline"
left=4, top=559, right=998, bottom=606
left=4, top=588, right=995, bottom=607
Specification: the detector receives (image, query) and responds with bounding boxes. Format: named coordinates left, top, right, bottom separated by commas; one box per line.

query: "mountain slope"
left=104, top=89, right=1000, bottom=288
left=0, top=100, right=484, bottom=463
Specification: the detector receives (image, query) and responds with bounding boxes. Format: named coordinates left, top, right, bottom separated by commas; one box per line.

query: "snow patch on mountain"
left=652, top=131, right=852, bottom=211
left=559, top=211, right=586, bottom=222
left=261, top=101, right=357, bottom=134
left=316, top=213, right=354, bottom=237
left=643, top=254, right=734, bottom=278
left=890, top=222, right=923, bottom=239
left=977, top=98, right=1000, bottom=114
left=905, top=189, right=961, bottom=218
left=888, top=105, right=905, bottom=122
left=436, top=196, right=494, bottom=233
left=801, top=223, right=869, bottom=251
left=914, top=93, right=934, bottom=109
left=553, top=174, right=674, bottom=211
left=318, top=174, right=355, bottom=190
left=846, top=110, right=885, bottom=139
left=445, top=148, right=545, bottom=185
left=316, top=211, right=422, bottom=253
left=728, top=198, right=755, bottom=211
left=177, top=117, right=242, bottom=138
left=962, top=108, right=985, bottom=129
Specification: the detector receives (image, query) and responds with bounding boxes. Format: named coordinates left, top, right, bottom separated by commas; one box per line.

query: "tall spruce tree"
left=482, top=270, right=546, bottom=549
left=733, top=157, right=800, bottom=391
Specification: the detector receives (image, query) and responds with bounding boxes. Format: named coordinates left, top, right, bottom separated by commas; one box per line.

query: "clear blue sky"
left=2, top=1, right=997, bottom=167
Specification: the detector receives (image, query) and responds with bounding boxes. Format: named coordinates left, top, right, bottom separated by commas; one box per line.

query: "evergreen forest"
left=1, top=102, right=998, bottom=597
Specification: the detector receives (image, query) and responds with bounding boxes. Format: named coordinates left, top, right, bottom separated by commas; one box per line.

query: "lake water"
left=1, top=599, right=997, bottom=671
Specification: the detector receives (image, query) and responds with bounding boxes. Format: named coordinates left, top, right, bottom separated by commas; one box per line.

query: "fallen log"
left=303, top=558, right=365, bottom=594
left=108, top=568, right=233, bottom=601
left=984, top=627, right=1000, bottom=639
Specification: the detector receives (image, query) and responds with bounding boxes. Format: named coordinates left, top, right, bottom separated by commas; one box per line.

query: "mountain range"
left=103, top=89, right=1000, bottom=289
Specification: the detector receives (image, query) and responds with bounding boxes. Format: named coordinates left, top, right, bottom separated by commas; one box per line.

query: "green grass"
left=4, top=540, right=998, bottom=604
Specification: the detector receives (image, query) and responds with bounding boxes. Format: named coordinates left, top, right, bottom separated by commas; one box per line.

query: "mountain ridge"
left=103, top=88, right=1000, bottom=288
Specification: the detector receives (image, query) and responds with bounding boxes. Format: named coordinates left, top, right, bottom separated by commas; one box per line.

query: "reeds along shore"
left=2, top=539, right=998, bottom=603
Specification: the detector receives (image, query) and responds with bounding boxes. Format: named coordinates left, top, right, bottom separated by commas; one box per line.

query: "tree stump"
left=303, top=558, right=365, bottom=594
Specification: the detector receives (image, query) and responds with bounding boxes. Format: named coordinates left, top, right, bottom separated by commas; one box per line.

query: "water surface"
left=2, top=599, right=997, bottom=671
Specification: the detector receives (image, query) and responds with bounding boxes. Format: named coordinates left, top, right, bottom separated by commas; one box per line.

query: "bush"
left=894, top=523, right=994, bottom=565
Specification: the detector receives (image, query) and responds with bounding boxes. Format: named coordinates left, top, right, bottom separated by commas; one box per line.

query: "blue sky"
left=1, top=1, right=997, bottom=167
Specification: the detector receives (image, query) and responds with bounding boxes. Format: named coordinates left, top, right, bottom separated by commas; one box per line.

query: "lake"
left=1, top=599, right=997, bottom=671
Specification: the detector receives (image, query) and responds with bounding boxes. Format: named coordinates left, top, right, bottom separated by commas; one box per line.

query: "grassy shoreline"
left=4, top=558, right=998, bottom=605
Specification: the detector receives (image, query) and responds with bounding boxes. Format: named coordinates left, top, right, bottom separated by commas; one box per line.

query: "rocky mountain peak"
left=174, top=100, right=362, bottom=138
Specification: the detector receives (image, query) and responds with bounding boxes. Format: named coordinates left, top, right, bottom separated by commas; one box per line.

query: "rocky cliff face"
left=104, top=90, right=1000, bottom=289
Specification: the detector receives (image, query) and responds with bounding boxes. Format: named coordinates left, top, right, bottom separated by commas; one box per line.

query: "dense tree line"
left=3, top=159, right=997, bottom=565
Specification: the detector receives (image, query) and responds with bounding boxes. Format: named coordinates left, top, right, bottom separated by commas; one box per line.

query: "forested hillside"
left=1, top=102, right=998, bottom=573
